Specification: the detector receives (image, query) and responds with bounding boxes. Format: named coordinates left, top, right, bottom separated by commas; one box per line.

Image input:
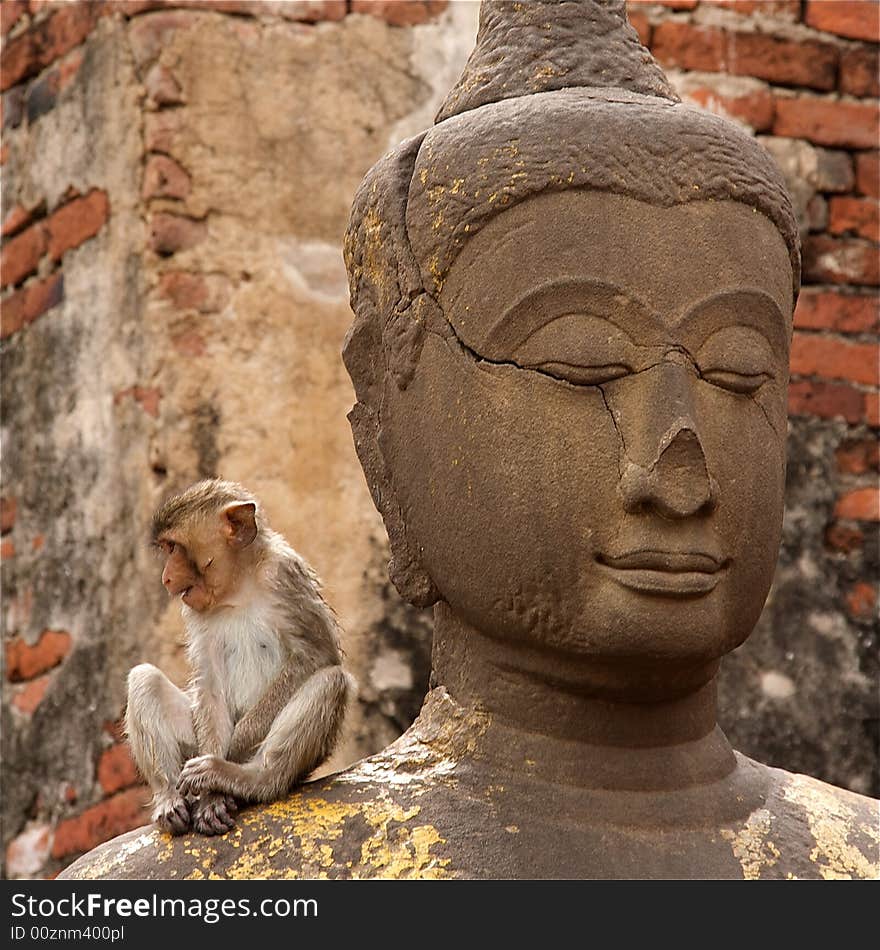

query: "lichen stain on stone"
left=783, top=775, right=880, bottom=880
left=215, top=793, right=450, bottom=879
left=720, top=808, right=780, bottom=880
left=360, top=816, right=449, bottom=879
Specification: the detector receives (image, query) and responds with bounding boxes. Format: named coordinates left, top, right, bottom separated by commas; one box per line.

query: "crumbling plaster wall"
left=1, top=0, right=477, bottom=878
left=1, top=0, right=877, bottom=878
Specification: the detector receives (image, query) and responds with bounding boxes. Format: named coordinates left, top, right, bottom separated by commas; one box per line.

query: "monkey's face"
left=380, top=192, right=793, bottom=699
left=155, top=504, right=258, bottom=613
left=157, top=534, right=216, bottom=612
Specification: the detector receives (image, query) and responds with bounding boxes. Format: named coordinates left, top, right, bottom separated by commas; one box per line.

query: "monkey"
left=125, top=479, right=356, bottom=836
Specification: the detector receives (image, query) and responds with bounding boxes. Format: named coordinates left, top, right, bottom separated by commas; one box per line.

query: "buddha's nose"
left=617, top=361, right=716, bottom=518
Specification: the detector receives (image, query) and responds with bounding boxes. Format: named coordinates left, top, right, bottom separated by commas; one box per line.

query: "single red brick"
left=0, top=496, right=16, bottom=534
left=627, top=10, right=651, bottom=47
left=0, top=29, right=37, bottom=91
left=835, top=486, right=880, bottom=520
left=825, top=521, right=864, bottom=552
left=855, top=152, right=879, bottom=199
left=149, top=213, right=205, bottom=256
left=845, top=581, right=877, bottom=619
left=0, top=220, right=47, bottom=288
left=113, top=385, right=162, bottom=418
left=127, top=10, right=193, bottom=67
left=805, top=0, right=879, bottom=41
left=686, top=84, right=775, bottom=132
left=276, top=0, right=347, bottom=21
left=794, top=290, right=879, bottom=334
left=6, top=629, right=72, bottom=682
left=0, top=270, right=64, bottom=338
left=12, top=674, right=50, bottom=714
left=158, top=270, right=206, bottom=310
left=1, top=539, right=15, bottom=559
left=143, top=111, right=182, bottom=154
left=1, top=1, right=28, bottom=39
left=787, top=379, right=865, bottom=423
left=45, top=188, right=109, bottom=261
left=729, top=32, right=837, bottom=91
left=840, top=45, right=880, bottom=98
left=790, top=334, right=879, bottom=386
left=350, top=0, right=448, bottom=26
left=836, top=438, right=880, bottom=475
left=115, top=0, right=346, bottom=22
left=774, top=97, right=879, bottom=150
left=803, top=235, right=880, bottom=286
left=653, top=23, right=837, bottom=90
left=652, top=22, right=724, bottom=72
left=171, top=329, right=206, bottom=357
left=51, top=787, right=151, bottom=860
left=828, top=196, right=880, bottom=241
left=867, top=391, right=880, bottom=427
left=97, top=744, right=140, bottom=795
left=144, top=63, right=183, bottom=107
left=142, top=154, right=190, bottom=201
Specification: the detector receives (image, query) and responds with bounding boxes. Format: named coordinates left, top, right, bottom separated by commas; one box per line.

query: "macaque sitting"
left=125, top=479, right=355, bottom=836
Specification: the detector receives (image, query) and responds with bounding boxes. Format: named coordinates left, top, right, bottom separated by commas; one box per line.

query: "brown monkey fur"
left=125, top=479, right=355, bottom=836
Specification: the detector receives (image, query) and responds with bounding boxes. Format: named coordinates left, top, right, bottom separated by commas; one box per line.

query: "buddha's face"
left=381, top=191, right=792, bottom=689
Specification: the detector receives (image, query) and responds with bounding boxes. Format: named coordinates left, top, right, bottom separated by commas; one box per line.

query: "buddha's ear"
left=347, top=401, right=440, bottom=608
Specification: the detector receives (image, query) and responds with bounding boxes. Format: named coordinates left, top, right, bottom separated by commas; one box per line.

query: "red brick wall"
left=627, top=1, right=878, bottom=434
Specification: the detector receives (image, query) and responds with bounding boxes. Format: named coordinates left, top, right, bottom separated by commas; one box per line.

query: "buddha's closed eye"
left=696, top=326, right=776, bottom=396
left=512, top=313, right=638, bottom=386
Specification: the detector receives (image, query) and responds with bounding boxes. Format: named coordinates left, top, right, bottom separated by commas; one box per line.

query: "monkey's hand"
left=192, top=792, right=238, bottom=836
left=152, top=792, right=192, bottom=836
left=177, top=754, right=228, bottom=797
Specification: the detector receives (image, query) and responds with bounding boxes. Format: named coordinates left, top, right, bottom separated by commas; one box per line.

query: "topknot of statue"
left=436, top=0, right=678, bottom=123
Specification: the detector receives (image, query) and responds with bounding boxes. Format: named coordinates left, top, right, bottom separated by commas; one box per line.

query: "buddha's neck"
left=429, top=604, right=735, bottom=792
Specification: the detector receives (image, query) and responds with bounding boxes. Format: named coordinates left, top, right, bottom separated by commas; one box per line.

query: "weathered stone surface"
left=61, top=689, right=880, bottom=880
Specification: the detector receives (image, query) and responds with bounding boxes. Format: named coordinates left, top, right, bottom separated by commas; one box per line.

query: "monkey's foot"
left=152, top=793, right=192, bottom=836
left=192, top=793, right=238, bottom=836
left=177, top=754, right=230, bottom=797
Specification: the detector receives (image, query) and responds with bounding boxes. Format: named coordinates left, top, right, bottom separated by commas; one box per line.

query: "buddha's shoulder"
left=60, top=732, right=461, bottom=881
left=723, top=753, right=879, bottom=880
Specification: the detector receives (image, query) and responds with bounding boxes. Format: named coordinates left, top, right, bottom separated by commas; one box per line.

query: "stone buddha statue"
left=64, top=0, right=877, bottom=880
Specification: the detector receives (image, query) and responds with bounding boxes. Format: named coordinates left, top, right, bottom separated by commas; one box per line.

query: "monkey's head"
left=151, top=479, right=263, bottom=613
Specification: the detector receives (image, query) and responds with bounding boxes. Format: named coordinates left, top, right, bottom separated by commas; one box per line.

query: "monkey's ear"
left=222, top=503, right=257, bottom=548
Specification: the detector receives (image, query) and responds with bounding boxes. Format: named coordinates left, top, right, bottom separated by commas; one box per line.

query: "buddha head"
left=343, top=0, right=800, bottom=701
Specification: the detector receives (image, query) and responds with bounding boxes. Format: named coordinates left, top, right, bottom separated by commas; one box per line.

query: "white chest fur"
left=185, top=597, right=284, bottom=720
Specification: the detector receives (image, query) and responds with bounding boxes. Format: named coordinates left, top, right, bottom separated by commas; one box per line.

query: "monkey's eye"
left=202, top=558, right=214, bottom=572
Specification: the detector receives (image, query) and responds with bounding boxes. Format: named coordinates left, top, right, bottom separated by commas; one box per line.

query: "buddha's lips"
left=597, top=551, right=724, bottom=573
left=596, top=550, right=728, bottom=597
